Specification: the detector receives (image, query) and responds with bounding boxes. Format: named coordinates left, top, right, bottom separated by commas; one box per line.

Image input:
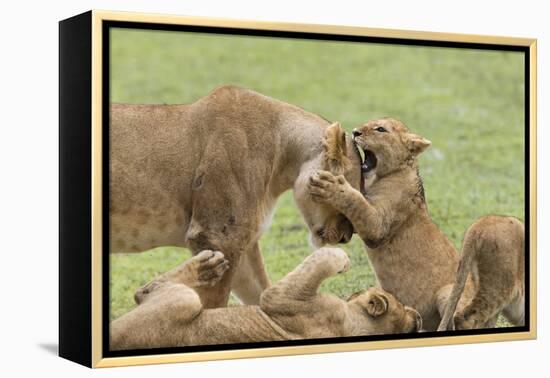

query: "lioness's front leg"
left=308, top=171, right=386, bottom=245
left=232, top=243, right=271, bottom=304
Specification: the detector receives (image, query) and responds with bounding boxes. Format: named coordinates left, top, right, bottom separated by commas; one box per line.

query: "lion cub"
left=308, top=117, right=525, bottom=331
left=110, top=247, right=422, bottom=350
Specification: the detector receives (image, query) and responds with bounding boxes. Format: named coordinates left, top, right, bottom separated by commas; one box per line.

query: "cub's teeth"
left=356, top=147, right=365, bottom=163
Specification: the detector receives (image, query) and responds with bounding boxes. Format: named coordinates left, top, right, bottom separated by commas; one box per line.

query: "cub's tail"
left=437, top=225, right=478, bottom=331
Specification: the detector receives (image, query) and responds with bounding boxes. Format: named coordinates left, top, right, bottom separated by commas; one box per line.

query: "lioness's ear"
left=365, top=292, right=389, bottom=317
left=323, top=122, right=351, bottom=175
left=405, top=133, right=431, bottom=156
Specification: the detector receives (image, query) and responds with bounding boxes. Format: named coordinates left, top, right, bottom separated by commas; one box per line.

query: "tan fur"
left=110, top=248, right=422, bottom=350
left=308, top=117, right=525, bottom=331
left=110, top=86, right=362, bottom=308
left=438, top=216, right=525, bottom=330
left=323, top=122, right=352, bottom=175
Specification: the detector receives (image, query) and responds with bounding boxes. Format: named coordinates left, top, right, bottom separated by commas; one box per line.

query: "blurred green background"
left=109, top=28, right=525, bottom=325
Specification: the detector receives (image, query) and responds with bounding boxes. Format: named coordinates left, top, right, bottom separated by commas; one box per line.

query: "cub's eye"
left=374, top=126, right=387, bottom=133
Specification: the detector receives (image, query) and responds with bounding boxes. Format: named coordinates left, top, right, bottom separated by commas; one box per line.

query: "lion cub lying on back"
left=309, top=118, right=525, bottom=331
left=110, top=247, right=421, bottom=350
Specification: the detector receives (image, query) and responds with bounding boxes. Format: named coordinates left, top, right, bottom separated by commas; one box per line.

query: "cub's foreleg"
left=308, top=171, right=388, bottom=246
left=136, top=250, right=230, bottom=302
left=110, top=250, right=229, bottom=350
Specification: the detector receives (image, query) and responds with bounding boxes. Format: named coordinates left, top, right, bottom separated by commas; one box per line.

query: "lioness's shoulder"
left=206, top=85, right=266, bottom=103
left=209, top=84, right=249, bottom=96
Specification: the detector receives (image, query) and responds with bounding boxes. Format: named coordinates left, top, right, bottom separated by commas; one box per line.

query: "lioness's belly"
left=109, top=103, right=199, bottom=253
left=110, top=196, right=190, bottom=252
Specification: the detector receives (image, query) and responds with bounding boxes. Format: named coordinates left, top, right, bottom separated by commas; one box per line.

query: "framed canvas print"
left=59, top=10, right=537, bottom=368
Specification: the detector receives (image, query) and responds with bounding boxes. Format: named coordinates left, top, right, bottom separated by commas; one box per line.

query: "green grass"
left=109, top=28, right=525, bottom=326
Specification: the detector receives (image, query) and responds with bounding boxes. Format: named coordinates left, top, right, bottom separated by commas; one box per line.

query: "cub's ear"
left=323, top=122, right=351, bottom=175
left=405, top=133, right=431, bottom=156
left=365, top=292, right=389, bottom=317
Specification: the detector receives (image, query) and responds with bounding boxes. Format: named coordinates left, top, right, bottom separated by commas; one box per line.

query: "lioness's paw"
left=195, top=250, right=230, bottom=287
left=313, top=247, right=351, bottom=274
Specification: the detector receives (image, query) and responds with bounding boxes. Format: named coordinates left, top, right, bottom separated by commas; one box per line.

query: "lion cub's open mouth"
left=361, top=149, right=377, bottom=173
left=353, top=140, right=377, bottom=173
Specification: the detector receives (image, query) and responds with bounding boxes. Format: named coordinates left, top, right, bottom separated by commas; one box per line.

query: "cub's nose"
left=352, top=129, right=362, bottom=138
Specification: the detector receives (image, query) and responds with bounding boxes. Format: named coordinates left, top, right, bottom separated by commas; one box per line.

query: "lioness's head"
left=347, top=287, right=423, bottom=334
left=352, top=118, right=431, bottom=177
left=294, top=122, right=362, bottom=247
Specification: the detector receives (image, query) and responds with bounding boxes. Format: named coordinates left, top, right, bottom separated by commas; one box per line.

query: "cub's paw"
left=164, top=250, right=229, bottom=288
left=308, top=170, right=347, bottom=203
left=193, top=250, right=230, bottom=287
left=134, top=281, right=163, bottom=304
left=312, top=247, right=351, bottom=274
left=453, top=312, right=476, bottom=330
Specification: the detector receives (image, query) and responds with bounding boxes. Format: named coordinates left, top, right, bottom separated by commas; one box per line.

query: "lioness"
left=308, top=117, right=525, bottom=331
left=110, top=86, right=362, bottom=308
left=110, top=248, right=422, bottom=350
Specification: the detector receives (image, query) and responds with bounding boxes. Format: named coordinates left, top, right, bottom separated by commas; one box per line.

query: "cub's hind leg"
left=260, top=247, right=350, bottom=313
left=436, top=283, right=475, bottom=331
left=454, top=268, right=508, bottom=329
left=482, top=315, right=499, bottom=328
left=502, top=291, right=525, bottom=326
left=454, top=267, right=514, bottom=330
left=454, top=216, right=524, bottom=330
left=258, top=248, right=350, bottom=338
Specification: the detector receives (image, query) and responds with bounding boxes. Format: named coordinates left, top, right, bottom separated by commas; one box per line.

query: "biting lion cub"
left=308, top=117, right=525, bottom=331
left=110, top=248, right=421, bottom=350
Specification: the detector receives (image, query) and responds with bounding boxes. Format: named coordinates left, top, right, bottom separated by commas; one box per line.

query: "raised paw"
left=194, top=250, right=230, bottom=287
left=157, top=250, right=230, bottom=288
left=308, top=170, right=346, bottom=203
left=311, top=247, right=351, bottom=274
left=134, top=281, right=162, bottom=304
